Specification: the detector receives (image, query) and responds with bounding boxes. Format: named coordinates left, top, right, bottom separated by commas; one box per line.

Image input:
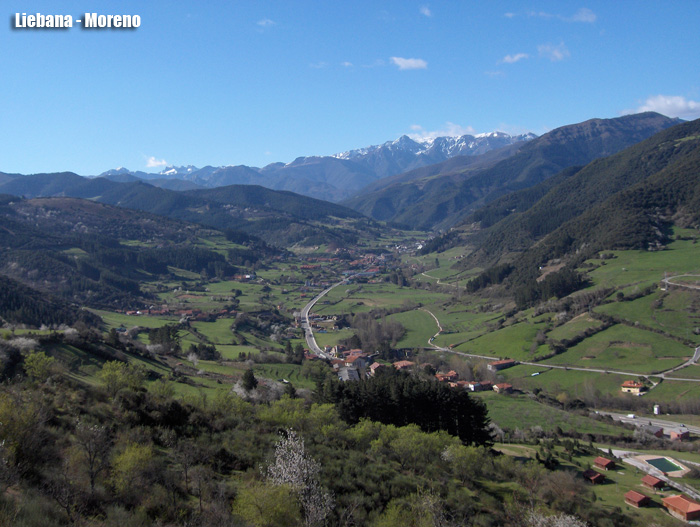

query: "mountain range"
left=96, top=131, right=536, bottom=202
left=342, top=112, right=683, bottom=231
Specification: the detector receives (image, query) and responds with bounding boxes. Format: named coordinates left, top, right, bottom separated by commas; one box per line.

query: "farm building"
left=393, top=360, right=414, bottom=370
left=487, top=359, right=517, bottom=371
left=662, top=495, right=700, bottom=521
left=493, top=383, right=513, bottom=394
left=641, top=425, right=664, bottom=438
left=669, top=428, right=690, bottom=441
left=594, top=457, right=616, bottom=471
left=624, top=490, right=650, bottom=508
left=620, top=380, right=645, bottom=394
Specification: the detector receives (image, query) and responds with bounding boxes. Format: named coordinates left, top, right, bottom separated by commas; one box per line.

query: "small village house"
left=641, top=474, right=665, bottom=491
left=594, top=456, right=616, bottom=471
left=582, top=469, right=605, bottom=484
left=493, top=383, right=513, bottom=394
left=669, top=427, right=690, bottom=441
left=620, top=380, right=645, bottom=394
left=624, top=490, right=650, bottom=508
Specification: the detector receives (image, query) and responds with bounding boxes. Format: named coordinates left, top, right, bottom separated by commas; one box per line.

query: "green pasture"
left=646, top=379, right=700, bottom=401
left=253, top=363, right=315, bottom=389
left=584, top=233, right=700, bottom=290
left=499, top=365, right=630, bottom=400
left=387, top=309, right=440, bottom=349
left=217, top=345, right=261, bottom=360
left=93, top=309, right=178, bottom=330
left=596, top=290, right=700, bottom=345
left=542, top=324, right=691, bottom=374
left=473, top=391, right=627, bottom=436
left=191, top=319, right=236, bottom=344
left=547, top=313, right=603, bottom=341
left=455, top=320, right=548, bottom=361
left=313, top=328, right=354, bottom=349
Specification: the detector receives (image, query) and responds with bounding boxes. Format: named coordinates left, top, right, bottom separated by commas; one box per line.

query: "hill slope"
left=0, top=176, right=370, bottom=247
left=461, top=117, right=700, bottom=306
left=344, top=112, right=681, bottom=230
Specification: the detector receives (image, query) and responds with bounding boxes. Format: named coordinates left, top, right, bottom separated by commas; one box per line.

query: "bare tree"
left=266, top=429, right=334, bottom=527
left=74, top=419, right=111, bottom=496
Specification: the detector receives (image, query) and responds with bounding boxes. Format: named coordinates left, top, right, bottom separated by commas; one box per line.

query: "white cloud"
left=420, top=6, right=432, bottom=17
left=501, top=53, right=529, bottom=64
left=341, top=61, right=353, bottom=67
left=485, top=70, right=505, bottom=77
left=626, top=95, right=700, bottom=120
left=569, top=8, right=597, bottom=23
left=390, top=57, right=428, bottom=70
left=257, top=18, right=276, bottom=28
left=538, top=42, right=570, bottom=61
left=309, top=61, right=328, bottom=69
left=145, top=156, right=168, bottom=168
left=408, top=122, right=477, bottom=141
left=504, top=12, right=516, bottom=18
left=528, top=8, right=596, bottom=23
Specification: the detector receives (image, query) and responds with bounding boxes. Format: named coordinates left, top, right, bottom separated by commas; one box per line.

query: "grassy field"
left=596, top=290, right=700, bottom=345
left=455, top=320, right=549, bottom=361
left=387, top=309, right=439, bottom=349
left=473, top=391, right=628, bottom=436
left=542, top=324, right=691, bottom=374
left=499, top=365, right=631, bottom=400
left=253, top=363, right=315, bottom=389
left=547, top=313, right=603, bottom=341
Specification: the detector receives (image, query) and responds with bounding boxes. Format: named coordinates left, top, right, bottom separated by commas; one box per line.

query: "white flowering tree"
left=265, top=429, right=334, bottom=527
left=527, top=511, right=588, bottom=527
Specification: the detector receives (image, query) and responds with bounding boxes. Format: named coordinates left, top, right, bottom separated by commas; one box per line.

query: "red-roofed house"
left=641, top=474, right=665, bottom=490
left=594, top=457, right=616, bottom=471
left=621, top=380, right=645, bottom=394
left=466, top=381, right=483, bottom=392
left=582, top=469, right=605, bottom=484
left=662, top=495, right=700, bottom=521
left=493, top=383, right=513, bottom=394
left=344, top=355, right=367, bottom=369
left=393, top=360, right=414, bottom=370
left=435, top=370, right=459, bottom=382
left=669, top=428, right=691, bottom=441
left=487, top=359, right=517, bottom=371
left=624, top=490, right=650, bottom=508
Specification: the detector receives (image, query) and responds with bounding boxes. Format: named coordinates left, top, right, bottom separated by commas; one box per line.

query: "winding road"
left=300, top=276, right=355, bottom=359
left=421, top=308, right=700, bottom=382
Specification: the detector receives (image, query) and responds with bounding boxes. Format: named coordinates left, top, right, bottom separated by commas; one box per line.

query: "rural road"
left=421, top=309, right=700, bottom=383
left=597, top=411, right=700, bottom=435
left=300, top=276, right=356, bottom=359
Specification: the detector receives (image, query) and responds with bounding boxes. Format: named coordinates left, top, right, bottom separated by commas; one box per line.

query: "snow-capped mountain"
left=98, top=131, right=536, bottom=202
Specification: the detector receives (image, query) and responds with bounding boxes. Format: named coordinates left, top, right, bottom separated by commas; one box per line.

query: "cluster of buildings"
left=582, top=456, right=700, bottom=521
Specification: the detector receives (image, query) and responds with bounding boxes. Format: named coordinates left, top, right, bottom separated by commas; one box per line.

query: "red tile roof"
left=624, top=490, right=649, bottom=505
left=594, top=456, right=615, bottom=469
left=621, top=380, right=644, bottom=388
left=641, top=474, right=664, bottom=487
left=663, top=495, right=700, bottom=514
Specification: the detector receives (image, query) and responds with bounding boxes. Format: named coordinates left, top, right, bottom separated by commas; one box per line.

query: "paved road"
left=597, top=411, right=700, bottom=435
left=300, top=277, right=355, bottom=359
left=663, top=274, right=700, bottom=291
left=422, top=309, right=700, bottom=382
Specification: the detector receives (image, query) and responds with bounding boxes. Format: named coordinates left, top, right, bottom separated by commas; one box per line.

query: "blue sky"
left=2, top=1, right=699, bottom=175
